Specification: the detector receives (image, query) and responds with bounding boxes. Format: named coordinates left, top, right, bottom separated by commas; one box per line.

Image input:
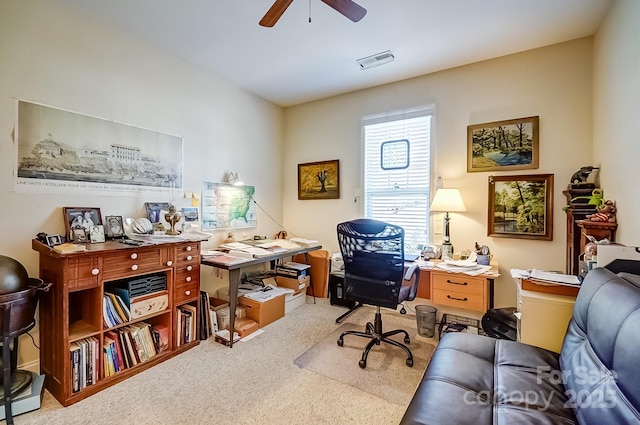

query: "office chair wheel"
left=404, top=335, right=410, bottom=343
left=359, top=359, right=367, bottom=369
left=406, top=358, right=413, bottom=367
left=400, top=305, right=406, bottom=314
left=337, top=338, right=344, bottom=347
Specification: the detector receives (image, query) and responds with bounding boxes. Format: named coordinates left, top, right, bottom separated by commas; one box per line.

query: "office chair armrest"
left=404, top=263, right=419, bottom=281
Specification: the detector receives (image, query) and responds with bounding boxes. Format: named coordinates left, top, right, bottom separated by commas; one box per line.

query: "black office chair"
left=336, top=219, right=420, bottom=369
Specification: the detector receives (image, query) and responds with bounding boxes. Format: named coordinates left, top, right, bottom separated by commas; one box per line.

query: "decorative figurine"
left=164, top=204, right=181, bottom=235
left=569, top=166, right=599, bottom=187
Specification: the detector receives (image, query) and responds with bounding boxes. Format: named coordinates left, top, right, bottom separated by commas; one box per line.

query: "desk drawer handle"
left=130, top=253, right=138, bottom=260
left=446, top=279, right=467, bottom=286
left=186, top=265, right=192, bottom=271
left=186, top=276, right=192, bottom=282
left=184, top=290, right=191, bottom=296
left=166, top=260, right=173, bottom=267
left=92, top=268, right=100, bottom=276
left=447, top=295, right=468, bottom=302
left=131, top=264, right=138, bottom=271
left=186, top=246, right=192, bottom=252
left=186, top=255, right=193, bottom=261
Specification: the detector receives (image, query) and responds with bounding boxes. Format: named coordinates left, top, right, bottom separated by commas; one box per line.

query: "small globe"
left=0, top=255, right=30, bottom=295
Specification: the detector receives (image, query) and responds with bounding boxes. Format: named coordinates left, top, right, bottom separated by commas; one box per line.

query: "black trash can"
left=329, top=271, right=355, bottom=308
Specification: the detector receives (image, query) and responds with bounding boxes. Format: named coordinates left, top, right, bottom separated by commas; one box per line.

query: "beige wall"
left=1, top=0, right=636, bottom=370
left=283, top=38, right=595, bottom=309
left=593, top=0, right=640, bottom=244
left=0, top=0, right=284, bottom=368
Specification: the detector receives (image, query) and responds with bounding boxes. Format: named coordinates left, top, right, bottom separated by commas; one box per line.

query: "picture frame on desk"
left=63, top=207, right=102, bottom=241
left=298, top=159, right=339, bottom=200
left=104, top=215, right=125, bottom=239
left=488, top=174, right=553, bottom=241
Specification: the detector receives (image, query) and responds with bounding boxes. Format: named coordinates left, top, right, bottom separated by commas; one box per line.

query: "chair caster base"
left=359, top=359, right=366, bottom=368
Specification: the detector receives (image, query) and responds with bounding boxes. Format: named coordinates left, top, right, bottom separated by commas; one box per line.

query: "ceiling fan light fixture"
left=357, top=50, right=395, bottom=70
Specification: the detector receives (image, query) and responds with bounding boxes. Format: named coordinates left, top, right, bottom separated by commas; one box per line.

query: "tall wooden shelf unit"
left=32, top=239, right=202, bottom=406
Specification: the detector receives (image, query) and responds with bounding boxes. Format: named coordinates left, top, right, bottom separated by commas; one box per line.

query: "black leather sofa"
left=400, top=268, right=640, bottom=424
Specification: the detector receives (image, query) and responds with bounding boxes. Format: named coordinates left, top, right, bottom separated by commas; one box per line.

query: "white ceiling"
left=51, top=0, right=613, bottom=107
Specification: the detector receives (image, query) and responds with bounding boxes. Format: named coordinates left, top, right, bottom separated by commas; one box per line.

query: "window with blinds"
left=362, top=110, right=432, bottom=249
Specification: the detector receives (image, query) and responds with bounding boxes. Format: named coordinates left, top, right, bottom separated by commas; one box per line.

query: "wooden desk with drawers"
left=414, top=262, right=499, bottom=313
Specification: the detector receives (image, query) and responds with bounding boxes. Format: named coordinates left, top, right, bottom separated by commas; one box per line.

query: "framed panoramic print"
left=298, top=159, right=339, bottom=200
left=468, top=116, right=539, bottom=172
left=488, top=174, right=553, bottom=240
left=63, top=207, right=102, bottom=241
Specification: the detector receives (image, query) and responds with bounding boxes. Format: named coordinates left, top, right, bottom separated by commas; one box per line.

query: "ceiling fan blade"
left=320, top=0, right=367, bottom=22
left=260, top=0, right=295, bottom=27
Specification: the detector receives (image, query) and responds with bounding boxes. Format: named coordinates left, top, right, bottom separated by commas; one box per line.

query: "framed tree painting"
left=298, top=159, right=340, bottom=200
left=468, top=116, right=539, bottom=172
left=488, top=174, right=553, bottom=240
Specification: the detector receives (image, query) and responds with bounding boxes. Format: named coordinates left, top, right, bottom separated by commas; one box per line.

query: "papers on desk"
left=436, top=262, right=494, bottom=276
left=204, top=254, right=252, bottom=266
left=531, top=269, right=580, bottom=286
left=256, top=239, right=302, bottom=250
left=289, top=237, right=320, bottom=248
left=510, top=268, right=581, bottom=286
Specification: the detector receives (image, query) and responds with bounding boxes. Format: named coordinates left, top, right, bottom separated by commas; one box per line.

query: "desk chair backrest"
left=337, top=219, right=405, bottom=310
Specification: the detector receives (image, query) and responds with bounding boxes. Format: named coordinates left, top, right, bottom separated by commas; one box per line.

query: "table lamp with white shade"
left=430, top=188, right=467, bottom=259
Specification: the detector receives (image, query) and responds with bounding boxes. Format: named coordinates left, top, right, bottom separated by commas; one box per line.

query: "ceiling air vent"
left=356, top=50, right=395, bottom=70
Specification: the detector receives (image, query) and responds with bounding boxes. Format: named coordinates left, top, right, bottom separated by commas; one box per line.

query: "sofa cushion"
left=401, top=332, right=577, bottom=425
left=560, top=267, right=640, bottom=424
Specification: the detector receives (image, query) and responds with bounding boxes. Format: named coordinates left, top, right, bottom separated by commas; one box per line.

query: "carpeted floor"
left=294, top=317, right=435, bottom=406
left=14, top=298, right=437, bottom=425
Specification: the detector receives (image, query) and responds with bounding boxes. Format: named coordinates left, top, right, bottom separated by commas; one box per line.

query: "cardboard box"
left=285, top=289, right=306, bottom=314
left=276, top=262, right=310, bottom=278
left=239, top=294, right=285, bottom=327
left=234, top=317, right=260, bottom=337
left=276, top=275, right=310, bottom=291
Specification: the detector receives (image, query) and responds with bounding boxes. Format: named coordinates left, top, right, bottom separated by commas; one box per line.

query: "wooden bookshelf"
left=32, top=239, right=202, bottom=406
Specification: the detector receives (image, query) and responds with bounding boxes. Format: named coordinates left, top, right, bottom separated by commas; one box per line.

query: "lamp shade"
left=226, top=172, right=244, bottom=186
left=430, top=188, right=466, bottom=212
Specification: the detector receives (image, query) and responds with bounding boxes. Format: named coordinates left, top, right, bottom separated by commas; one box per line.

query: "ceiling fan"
left=259, top=0, right=367, bottom=27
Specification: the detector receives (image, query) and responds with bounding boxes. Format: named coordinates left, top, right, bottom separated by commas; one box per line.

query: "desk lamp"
left=225, top=172, right=244, bottom=186
left=430, top=188, right=466, bottom=259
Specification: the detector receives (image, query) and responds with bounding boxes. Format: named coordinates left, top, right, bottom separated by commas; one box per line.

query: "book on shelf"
left=70, top=342, right=81, bottom=393
left=151, top=324, right=169, bottom=353
left=178, top=304, right=197, bottom=344
left=104, top=291, right=130, bottom=323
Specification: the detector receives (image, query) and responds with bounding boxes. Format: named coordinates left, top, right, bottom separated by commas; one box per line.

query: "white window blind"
left=362, top=111, right=432, bottom=248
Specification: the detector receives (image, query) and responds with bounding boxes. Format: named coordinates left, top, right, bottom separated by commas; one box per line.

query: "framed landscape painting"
left=468, top=116, right=539, bottom=172
left=298, top=159, right=339, bottom=200
left=488, top=174, right=553, bottom=240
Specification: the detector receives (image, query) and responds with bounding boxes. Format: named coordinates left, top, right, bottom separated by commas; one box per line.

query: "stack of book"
left=70, top=337, right=99, bottom=393
left=199, top=291, right=213, bottom=340
left=103, top=291, right=131, bottom=327
left=101, top=322, right=165, bottom=378
left=176, top=304, right=197, bottom=346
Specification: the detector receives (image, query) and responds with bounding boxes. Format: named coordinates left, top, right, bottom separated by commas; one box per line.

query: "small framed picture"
left=89, top=225, right=106, bottom=243
left=105, top=215, right=125, bottom=239
left=72, top=226, right=88, bottom=243
left=45, top=234, right=63, bottom=247
left=63, top=207, right=102, bottom=241
left=145, top=202, right=170, bottom=223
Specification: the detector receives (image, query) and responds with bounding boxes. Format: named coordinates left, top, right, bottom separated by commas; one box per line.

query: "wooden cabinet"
left=430, top=270, right=493, bottom=313
left=32, top=239, right=201, bottom=407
